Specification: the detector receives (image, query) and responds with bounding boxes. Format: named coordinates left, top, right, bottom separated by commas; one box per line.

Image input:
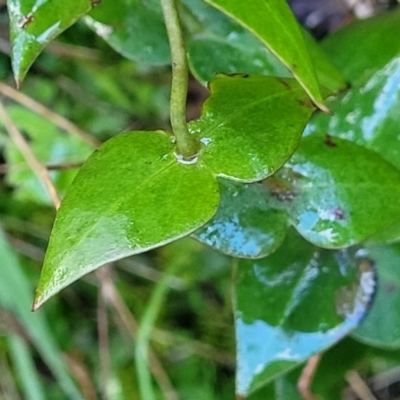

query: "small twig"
left=5, top=234, right=45, bottom=262
left=46, top=42, right=101, bottom=61
left=63, top=354, right=98, bottom=400
left=345, top=370, right=377, bottom=400
left=0, top=160, right=84, bottom=174
left=0, top=82, right=100, bottom=148
left=0, top=102, right=61, bottom=209
left=298, top=354, right=321, bottom=400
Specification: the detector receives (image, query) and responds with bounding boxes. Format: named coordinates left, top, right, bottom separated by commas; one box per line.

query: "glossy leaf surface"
left=8, top=0, right=92, bottom=84
left=86, top=0, right=170, bottom=66
left=185, top=0, right=345, bottom=97
left=34, top=131, right=219, bottom=309
left=192, top=178, right=288, bottom=258
left=0, top=231, right=84, bottom=399
left=207, top=0, right=325, bottom=109
left=306, top=9, right=400, bottom=171
left=270, top=134, right=400, bottom=248
left=184, top=0, right=289, bottom=83
left=353, top=244, right=400, bottom=349
left=190, top=75, right=315, bottom=182
left=235, top=230, right=376, bottom=396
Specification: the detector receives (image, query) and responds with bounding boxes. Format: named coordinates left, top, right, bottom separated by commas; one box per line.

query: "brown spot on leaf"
left=224, top=73, right=249, bottom=78
left=263, top=177, right=297, bottom=202
left=298, top=98, right=314, bottom=108
left=21, top=13, right=34, bottom=29
left=332, top=208, right=345, bottom=220
left=277, top=78, right=291, bottom=90
left=91, top=0, right=102, bottom=6
left=385, top=283, right=397, bottom=293
left=324, top=134, right=337, bottom=147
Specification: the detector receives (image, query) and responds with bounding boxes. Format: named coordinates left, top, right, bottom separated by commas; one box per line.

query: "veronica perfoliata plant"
left=4, top=0, right=400, bottom=397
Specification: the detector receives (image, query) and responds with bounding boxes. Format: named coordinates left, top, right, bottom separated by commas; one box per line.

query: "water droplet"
left=200, top=137, right=212, bottom=146
left=174, top=151, right=199, bottom=165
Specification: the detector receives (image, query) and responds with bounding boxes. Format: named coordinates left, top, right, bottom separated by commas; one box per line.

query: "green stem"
left=135, top=263, right=180, bottom=400
left=161, top=0, right=199, bottom=159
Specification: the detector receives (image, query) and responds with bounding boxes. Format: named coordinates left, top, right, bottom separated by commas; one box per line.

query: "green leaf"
left=235, top=230, right=376, bottom=396
left=7, top=0, right=93, bottom=85
left=269, top=134, right=400, bottom=248
left=183, top=0, right=289, bottom=83
left=1, top=105, right=93, bottom=205
left=34, top=131, right=219, bottom=309
left=353, top=244, right=400, bottom=349
left=302, top=30, right=347, bottom=96
left=321, top=8, right=400, bottom=85
left=0, top=230, right=84, bottom=399
left=306, top=9, right=400, bottom=172
left=190, top=75, right=315, bottom=182
left=192, top=178, right=288, bottom=258
left=86, top=0, right=170, bottom=66
left=206, top=0, right=326, bottom=110
left=306, top=55, right=400, bottom=172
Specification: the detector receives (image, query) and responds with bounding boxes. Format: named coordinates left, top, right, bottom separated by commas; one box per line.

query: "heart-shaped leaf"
left=190, top=74, right=315, bottom=182
left=353, top=243, right=400, bottom=349
left=85, top=0, right=170, bottom=66
left=192, top=178, right=288, bottom=258
left=206, top=0, right=326, bottom=110
left=7, top=0, right=93, bottom=85
left=34, top=131, right=219, bottom=309
left=235, top=230, right=376, bottom=396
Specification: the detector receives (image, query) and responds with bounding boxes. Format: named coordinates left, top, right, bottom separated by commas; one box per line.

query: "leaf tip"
left=316, top=102, right=330, bottom=114
left=31, top=298, right=42, bottom=312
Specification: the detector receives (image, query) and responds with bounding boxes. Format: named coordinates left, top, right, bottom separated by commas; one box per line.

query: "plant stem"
left=160, top=0, right=199, bottom=159
left=135, top=264, right=180, bottom=400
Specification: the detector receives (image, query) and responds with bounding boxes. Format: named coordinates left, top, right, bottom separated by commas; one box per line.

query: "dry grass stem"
left=0, top=101, right=61, bottom=209
left=0, top=82, right=100, bottom=147
left=345, top=370, right=377, bottom=400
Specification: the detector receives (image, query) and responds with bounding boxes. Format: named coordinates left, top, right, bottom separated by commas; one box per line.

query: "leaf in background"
left=7, top=0, right=93, bottom=85
left=306, top=56, right=400, bottom=172
left=302, top=30, right=347, bottom=96
left=0, top=229, right=84, bottom=399
left=85, top=0, right=170, bottom=66
left=183, top=0, right=289, bottom=83
left=321, top=8, right=400, bottom=85
left=206, top=0, right=326, bottom=110
left=192, top=178, right=288, bottom=258
left=235, top=230, right=376, bottom=396
left=353, top=244, right=400, bottom=349
left=0, top=105, right=93, bottom=206
left=190, top=75, right=315, bottom=182
left=34, top=131, right=219, bottom=309
left=8, top=334, right=46, bottom=400
left=306, top=9, right=400, bottom=172
left=268, top=134, right=400, bottom=248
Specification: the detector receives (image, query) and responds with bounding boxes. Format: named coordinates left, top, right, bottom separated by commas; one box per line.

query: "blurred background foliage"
left=1, top=0, right=400, bottom=399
